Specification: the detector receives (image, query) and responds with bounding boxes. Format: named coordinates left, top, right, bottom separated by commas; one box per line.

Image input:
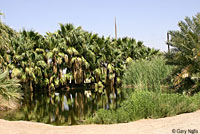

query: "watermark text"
left=172, top=129, right=198, bottom=134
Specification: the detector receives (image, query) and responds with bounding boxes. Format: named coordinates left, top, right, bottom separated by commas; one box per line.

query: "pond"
left=0, top=89, right=121, bottom=125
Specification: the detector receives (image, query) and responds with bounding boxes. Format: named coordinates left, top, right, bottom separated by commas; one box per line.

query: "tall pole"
left=167, top=32, right=170, bottom=53
left=115, top=17, right=117, bottom=39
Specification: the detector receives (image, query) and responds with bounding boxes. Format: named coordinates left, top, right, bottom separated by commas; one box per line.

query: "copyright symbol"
left=172, top=129, right=176, bottom=133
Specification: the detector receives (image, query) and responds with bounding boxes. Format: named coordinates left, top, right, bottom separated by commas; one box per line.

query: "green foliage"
left=122, top=56, right=173, bottom=97
left=0, top=19, right=160, bottom=92
left=90, top=90, right=200, bottom=124
left=0, top=70, right=22, bottom=100
left=166, top=13, right=200, bottom=94
left=0, top=21, right=17, bottom=70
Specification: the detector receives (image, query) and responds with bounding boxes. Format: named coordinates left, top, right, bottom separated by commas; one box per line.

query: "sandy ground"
left=0, top=110, right=200, bottom=134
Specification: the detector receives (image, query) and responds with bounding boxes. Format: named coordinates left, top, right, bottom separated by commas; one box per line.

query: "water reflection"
left=1, top=90, right=121, bottom=125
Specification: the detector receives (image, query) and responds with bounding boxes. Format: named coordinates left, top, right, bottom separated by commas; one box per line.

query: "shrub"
left=0, top=70, right=22, bottom=110
left=90, top=90, right=200, bottom=124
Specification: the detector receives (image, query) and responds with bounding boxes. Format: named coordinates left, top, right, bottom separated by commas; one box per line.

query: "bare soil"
left=0, top=110, right=200, bottom=134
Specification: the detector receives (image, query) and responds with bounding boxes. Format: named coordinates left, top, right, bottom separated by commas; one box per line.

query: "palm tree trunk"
left=30, top=81, right=33, bottom=92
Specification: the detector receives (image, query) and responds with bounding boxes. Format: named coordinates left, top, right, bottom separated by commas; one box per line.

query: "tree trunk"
left=30, top=81, right=33, bottom=92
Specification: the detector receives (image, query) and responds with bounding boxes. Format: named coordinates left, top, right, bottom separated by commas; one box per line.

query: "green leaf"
left=46, top=51, right=53, bottom=59
left=37, top=60, right=47, bottom=68
left=126, top=57, right=133, bottom=64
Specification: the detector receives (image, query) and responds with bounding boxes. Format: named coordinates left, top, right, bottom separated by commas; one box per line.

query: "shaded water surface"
left=0, top=90, right=121, bottom=125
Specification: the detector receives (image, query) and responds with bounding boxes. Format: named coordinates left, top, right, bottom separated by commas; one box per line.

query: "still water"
left=0, top=90, right=121, bottom=125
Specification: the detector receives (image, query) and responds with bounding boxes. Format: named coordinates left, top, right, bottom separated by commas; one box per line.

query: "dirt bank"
left=0, top=110, right=200, bottom=134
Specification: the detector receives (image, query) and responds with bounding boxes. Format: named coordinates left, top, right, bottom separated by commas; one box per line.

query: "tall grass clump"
left=122, top=56, right=173, bottom=97
left=89, top=90, right=200, bottom=124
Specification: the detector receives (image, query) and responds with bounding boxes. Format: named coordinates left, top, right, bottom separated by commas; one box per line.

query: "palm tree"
left=0, top=19, right=17, bottom=71
left=0, top=19, right=160, bottom=95
left=0, top=69, right=22, bottom=100
left=166, top=13, right=200, bottom=94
